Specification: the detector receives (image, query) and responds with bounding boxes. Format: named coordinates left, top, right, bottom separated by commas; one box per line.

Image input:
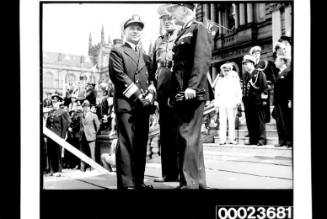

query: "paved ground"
left=43, top=149, right=292, bottom=190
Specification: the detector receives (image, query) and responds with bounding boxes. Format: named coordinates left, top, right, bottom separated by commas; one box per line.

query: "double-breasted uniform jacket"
left=46, top=108, right=71, bottom=139
left=80, top=111, right=100, bottom=142
left=170, top=19, right=212, bottom=188
left=109, top=42, right=155, bottom=113
left=109, top=42, right=154, bottom=188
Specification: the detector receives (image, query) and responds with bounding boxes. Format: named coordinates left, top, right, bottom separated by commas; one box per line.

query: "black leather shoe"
left=126, top=187, right=136, bottom=190
left=174, top=185, right=188, bottom=190
left=119, top=186, right=136, bottom=190
left=257, top=142, right=264, bottom=146
left=154, top=177, right=179, bottom=183
left=137, top=184, right=153, bottom=190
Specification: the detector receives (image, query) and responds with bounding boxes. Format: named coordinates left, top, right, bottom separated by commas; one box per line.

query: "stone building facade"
left=42, top=26, right=121, bottom=96
left=195, top=2, right=292, bottom=80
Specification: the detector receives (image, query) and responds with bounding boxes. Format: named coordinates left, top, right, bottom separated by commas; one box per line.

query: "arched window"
left=65, top=73, right=76, bottom=84
left=43, top=71, right=53, bottom=88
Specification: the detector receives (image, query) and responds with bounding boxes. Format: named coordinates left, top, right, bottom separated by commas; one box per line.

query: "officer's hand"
left=144, top=93, right=154, bottom=103
left=288, top=100, right=292, bottom=108
left=185, top=88, right=196, bottom=100
left=136, top=95, right=151, bottom=108
left=68, top=127, right=72, bottom=132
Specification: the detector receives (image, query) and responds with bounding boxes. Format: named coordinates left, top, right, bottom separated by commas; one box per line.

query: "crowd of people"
left=42, top=81, right=118, bottom=176
left=42, top=3, right=293, bottom=189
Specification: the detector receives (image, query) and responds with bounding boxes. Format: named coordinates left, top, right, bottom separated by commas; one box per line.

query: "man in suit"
left=242, top=55, right=268, bottom=146
left=166, top=3, right=212, bottom=189
left=273, top=55, right=292, bottom=147
left=80, top=100, right=100, bottom=171
left=152, top=6, right=179, bottom=183
left=85, top=82, right=97, bottom=107
left=109, top=15, right=156, bottom=190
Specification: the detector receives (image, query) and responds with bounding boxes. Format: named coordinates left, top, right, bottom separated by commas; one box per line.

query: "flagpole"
left=204, top=17, right=233, bottom=32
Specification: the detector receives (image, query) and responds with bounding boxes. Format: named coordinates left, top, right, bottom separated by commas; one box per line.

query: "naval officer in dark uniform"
left=242, top=55, right=268, bottom=146
left=152, top=7, right=179, bottom=183
left=109, top=15, right=156, bottom=190
left=166, top=3, right=212, bottom=189
left=250, top=46, right=278, bottom=123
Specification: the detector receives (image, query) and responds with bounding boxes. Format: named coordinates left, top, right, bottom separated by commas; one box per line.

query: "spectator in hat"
left=273, top=55, right=292, bottom=147
left=109, top=14, right=156, bottom=190
left=242, top=54, right=268, bottom=146
left=214, top=63, right=242, bottom=145
left=98, top=82, right=110, bottom=130
left=278, top=33, right=292, bottom=58
left=64, top=88, right=73, bottom=107
left=79, top=100, right=100, bottom=171
left=46, top=94, right=71, bottom=176
left=85, top=82, right=97, bottom=107
left=68, top=93, right=79, bottom=112
left=43, top=92, right=53, bottom=108
left=166, top=3, right=212, bottom=189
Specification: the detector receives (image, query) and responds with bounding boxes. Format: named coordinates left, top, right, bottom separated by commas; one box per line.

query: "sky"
left=42, top=3, right=162, bottom=56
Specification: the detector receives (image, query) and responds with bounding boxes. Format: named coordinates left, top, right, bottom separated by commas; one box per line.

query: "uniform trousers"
left=243, top=96, right=266, bottom=144
left=47, top=138, right=63, bottom=173
left=175, top=100, right=206, bottom=189
left=274, top=103, right=292, bottom=146
left=157, top=67, right=179, bottom=180
left=115, top=109, right=150, bottom=189
left=218, top=107, right=237, bottom=143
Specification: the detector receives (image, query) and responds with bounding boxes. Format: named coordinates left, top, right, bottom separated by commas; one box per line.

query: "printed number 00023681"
left=215, top=206, right=293, bottom=219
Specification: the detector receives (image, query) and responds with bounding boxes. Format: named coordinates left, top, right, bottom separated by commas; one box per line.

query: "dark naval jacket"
left=109, top=42, right=154, bottom=113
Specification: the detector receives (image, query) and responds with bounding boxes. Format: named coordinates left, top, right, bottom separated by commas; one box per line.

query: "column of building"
left=246, top=3, right=253, bottom=23
left=203, top=3, right=210, bottom=20
left=233, top=3, right=239, bottom=29
left=239, top=3, right=246, bottom=26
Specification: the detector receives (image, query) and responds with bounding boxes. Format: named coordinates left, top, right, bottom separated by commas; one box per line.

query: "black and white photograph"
left=20, top=0, right=311, bottom=218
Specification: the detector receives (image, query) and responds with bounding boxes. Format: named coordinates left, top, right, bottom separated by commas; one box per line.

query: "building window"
left=44, top=72, right=53, bottom=88
left=228, top=5, right=236, bottom=30
left=65, top=73, right=76, bottom=85
left=280, top=6, right=286, bottom=35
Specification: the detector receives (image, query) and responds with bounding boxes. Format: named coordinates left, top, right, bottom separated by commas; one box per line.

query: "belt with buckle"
left=157, top=60, right=173, bottom=68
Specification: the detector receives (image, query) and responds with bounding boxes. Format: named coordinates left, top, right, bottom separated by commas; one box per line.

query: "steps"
left=214, top=136, right=279, bottom=145
left=203, top=143, right=292, bottom=159
left=212, top=112, right=279, bottom=145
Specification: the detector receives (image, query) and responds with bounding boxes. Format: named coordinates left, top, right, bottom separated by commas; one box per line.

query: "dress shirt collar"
left=126, top=41, right=138, bottom=51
